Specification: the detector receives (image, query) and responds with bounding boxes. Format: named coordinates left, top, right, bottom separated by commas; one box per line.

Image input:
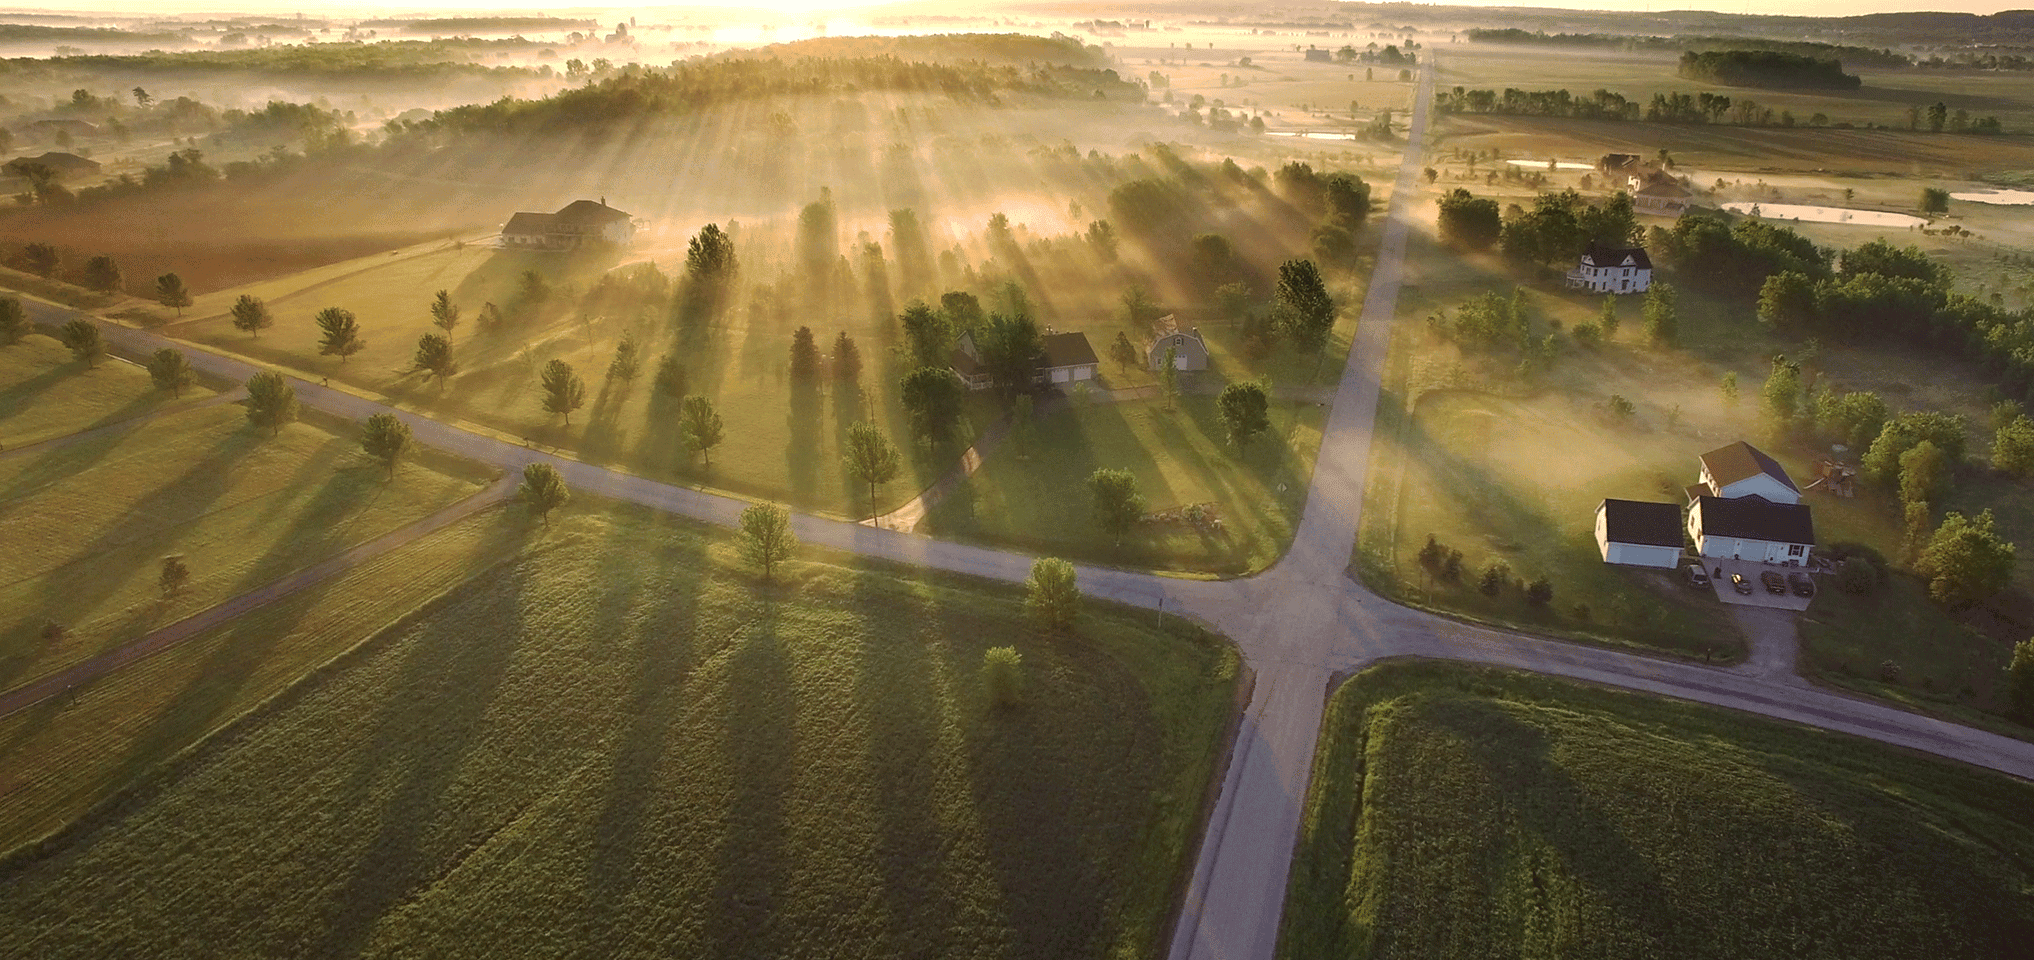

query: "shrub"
left=1525, top=578, right=1554, bottom=606
left=1479, top=560, right=1511, bottom=597
left=1878, top=659, right=1903, bottom=684
left=2008, top=639, right=2034, bottom=723
left=1839, top=557, right=1879, bottom=595
left=1026, top=557, right=1080, bottom=631
left=982, top=646, right=1023, bottom=708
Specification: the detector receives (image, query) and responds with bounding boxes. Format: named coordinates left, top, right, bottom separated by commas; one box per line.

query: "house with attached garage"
left=1565, top=242, right=1652, bottom=295
left=1595, top=498, right=1686, bottom=568
left=501, top=198, right=636, bottom=250
left=950, top=329, right=1100, bottom=391
left=1688, top=440, right=1801, bottom=505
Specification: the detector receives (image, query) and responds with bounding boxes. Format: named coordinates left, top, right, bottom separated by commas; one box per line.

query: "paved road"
left=10, top=53, right=2034, bottom=960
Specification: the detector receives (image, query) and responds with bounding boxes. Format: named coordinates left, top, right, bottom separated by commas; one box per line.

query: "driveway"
left=1704, top=557, right=1816, bottom=611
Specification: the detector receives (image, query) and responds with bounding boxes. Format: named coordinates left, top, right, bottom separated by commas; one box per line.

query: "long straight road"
left=12, top=52, right=2034, bottom=960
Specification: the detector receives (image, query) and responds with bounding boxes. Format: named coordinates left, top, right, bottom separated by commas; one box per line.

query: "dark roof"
left=503, top=212, right=556, bottom=236
left=1041, top=332, right=1098, bottom=369
left=1637, top=179, right=1692, bottom=198
left=12, top=151, right=99, bottom=172
left=553, top=199, right=631, bottom=223
left=1701, top=441, right=1800, bottom=494
left=949, top=346, right=985, bottom=379
left=1693, top=496, right=1816, bottom=545
left=1598, top=499, right=1685, bottom=548
left=1579, top=242, right=1652, bottom=270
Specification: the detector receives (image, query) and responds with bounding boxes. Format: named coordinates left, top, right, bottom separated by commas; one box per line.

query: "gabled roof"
left=14, top=151, right=100, bottom=171
left=1693, top=496, right=1815, bottom=545
left=1598, top=499, right=1684, bottom=548
left=553, top=199, right=631, bottom=223
left=1637, top=179, right=1691, bottom=198
left=949, top=345, right=986, bottom=379
left=1041, top=331, right=1098, bottom=369
left=1579, top=242, right=1652, bottom=270
left=1700, top=441, right=1801, bottom=494
left=503, top=212, right=557, bottom=236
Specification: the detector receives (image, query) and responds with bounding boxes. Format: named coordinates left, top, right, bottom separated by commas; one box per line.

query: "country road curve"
left=8, top=50, right=2033, bottom=960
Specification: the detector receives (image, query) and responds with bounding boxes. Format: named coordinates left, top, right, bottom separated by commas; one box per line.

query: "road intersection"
left=10, top=55, right=2033, bottom=960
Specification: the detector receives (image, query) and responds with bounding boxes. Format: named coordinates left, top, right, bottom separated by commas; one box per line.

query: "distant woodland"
left=1675, top=51, right=1862, bottom=89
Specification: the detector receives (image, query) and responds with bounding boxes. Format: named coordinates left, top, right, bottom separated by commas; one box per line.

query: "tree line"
left=1676, top=50, right=1860, bottom=90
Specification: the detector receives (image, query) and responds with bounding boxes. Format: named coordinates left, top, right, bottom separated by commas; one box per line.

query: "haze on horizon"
left=4, top=0, right=2030, bottom=23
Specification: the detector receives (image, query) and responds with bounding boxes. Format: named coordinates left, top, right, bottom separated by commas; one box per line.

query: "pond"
left=1721, top=202, right=1928, bottom=228
left=1505, top=159, right=1596, bottom=171
left=1266, top=131, right=1359, bottom=141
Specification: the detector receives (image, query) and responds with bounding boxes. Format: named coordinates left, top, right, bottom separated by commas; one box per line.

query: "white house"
left=1690, top=441, right=1802, bottom=505
left=1688, top=495, right=1815, bottom=564
left=1565, top=243, right=1652, bottom=295
left=1595, top=499, right=1685, bottom=568
left=1147, top=318, right=1210, bottom=372
left=502, top=198, right=636, bottom=250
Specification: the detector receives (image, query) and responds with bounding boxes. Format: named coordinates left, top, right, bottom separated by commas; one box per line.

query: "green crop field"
left=0, top=504, right=1239, bottom=960
left=0, top=401, right=480, bottom=691
left=0, top=332, right=213, bottom=449
left=1280, top=661, right=2034, bottom=960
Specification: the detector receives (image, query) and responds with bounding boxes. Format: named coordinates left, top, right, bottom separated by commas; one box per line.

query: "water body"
left=1722, top=202, right=1928, bottom=228
left=1266, top=131, right=1360, bottom=141
left=1950, top=189, right=2034, bottom=205
left=1505, top=159, right=1595, bottom=171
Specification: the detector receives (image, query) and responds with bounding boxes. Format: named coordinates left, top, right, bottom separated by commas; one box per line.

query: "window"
left=1788, top=544, right=1805, bottom=556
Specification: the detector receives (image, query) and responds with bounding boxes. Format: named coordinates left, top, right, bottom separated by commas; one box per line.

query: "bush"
left=1026, top=557, right=1080, bottom=631
left=982, top=646, right=1023, bottom=708
left=1525, top=578, right=1554, bottom=606
left=1839, top=557, right=1879, bottom=595
left=1878, top=659, right=1903, bottom=684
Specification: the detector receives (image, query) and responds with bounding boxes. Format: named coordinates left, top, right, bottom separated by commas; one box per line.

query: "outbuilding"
left=1595, top=499, right=1686, bottom=568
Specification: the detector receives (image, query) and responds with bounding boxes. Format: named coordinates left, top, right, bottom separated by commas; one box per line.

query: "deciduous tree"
left=1899, top=439, right=1949, bottom=506
left=315, top=307, right=364, bottom=362
left=738, top=501, right=797, bottom=581
left=519, top=462, right=569, bottom=525
left=82, top=255, right=121, bottom=294
left=245, top=370, right=297, bottom=436
left=2008, top=639, right=2034, bottom=723
left=159, top=555, right=189, bottom=598
left=842, top=420, right=901, bottom=516
left=148, top=347, right=193, bottom=396
left=229, top=294, right=272, bottom=338
left=1992, top=415, right=2034, bottom=479
left=360, top=412, right=412, bottom=479
left=1110, top=332, right=1139, bottom=373
left=899, top=302, right=951, bottom=368
left=539, top=359, right=585, bottom=425
left=1276, top=259, right=1336, bottom=354
left=654, top=355, right=689, bottom=397
left=901, top=366, right=965, bottom=443
left=413, top=332, right=456, bottom=385
left=154, top=273, right=191, bottom=316
left=1642, top=281, right=1678, bottom=346
left=18, top=242, right=58, bottom=278
left=1219, top=380, right=1271, bottom=450
left=0, top=297, right=25, bottom=345
left=1917, top=510, right=2015, bottom=609
left=680, top=394, right=724, bottom=466
left=58, top=317, right=102, bottom=367
left=1437, top=188, right=1501, bottom=249
left=1088, top=467, right=1145, bottom=546
left=1025, top=557, right=1080, bottom=631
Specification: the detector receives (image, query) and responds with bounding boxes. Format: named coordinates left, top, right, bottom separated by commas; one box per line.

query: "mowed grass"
left=928, top=393, right=1325, bottom=575
left=0, top=333, right=213, bottom=449
left=0, top=504, right=1239, bottom=960
left=0, top=402, right=479, bottom=691
left=0, top=509, right=531, bottom=851
left=1280, top=661, right=2034, bottom=960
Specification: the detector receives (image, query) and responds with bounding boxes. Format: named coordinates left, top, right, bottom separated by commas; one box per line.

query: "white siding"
left=1714, top=474, right=1800, bottom=505
left=1604, top=543, right=1680, bottom=568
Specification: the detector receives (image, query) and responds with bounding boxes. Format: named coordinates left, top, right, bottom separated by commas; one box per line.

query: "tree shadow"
left=786, top=381, right=823, bottom=503
left=702, top=590, right=795, bottom=958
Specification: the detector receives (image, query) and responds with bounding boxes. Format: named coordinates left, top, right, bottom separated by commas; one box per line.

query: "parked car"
left=1760, top=570, right=1787, bottom=595
left=1730, top=573, right=1754, bottom=595
left=1683, top=564, right=1711, bottom=587
left=1788, top=572, right=1815, bottom=598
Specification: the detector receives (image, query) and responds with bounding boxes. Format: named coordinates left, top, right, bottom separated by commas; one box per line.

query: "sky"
left=1, top=0, right=2026, bottom=20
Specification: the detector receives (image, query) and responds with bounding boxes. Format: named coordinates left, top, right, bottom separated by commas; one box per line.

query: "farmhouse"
left=1147, top=316, right=1210, bottom=372
left=1595, top=499, right=1685, bottom=568
left=1565, top=242, right=1652, bottom=294
left=1688, top=496, right=1815, bottom=564
left=1303, top=46, right=1333, bottom=62
left=1690, top=440, right=1802, bottom=505
left=951, top=329, right=1100, bottom=391
left=1634, top=179, right=1693, bottom=216
left=5, top=152, right=101, bottom=179
left=27, top=118, right=97, bottom=138
left=1596, top=153, right=1641, bottom=175
left=501, top=198, right=635, bottom=250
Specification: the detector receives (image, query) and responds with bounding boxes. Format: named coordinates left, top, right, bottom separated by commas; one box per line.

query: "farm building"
left=1596, top=153, right=1641, bottom=175
left=1634, top=179, right=1693, bottom=216
left=501, top=198, right=635, bottom=250
left=1595, top=499, right=1685, bottom=568
left=5, top=152, right=101, bottom=179
left=1147, top=316, right=1210, bottom=372
left=1565, top=243, right=1652, bottom=294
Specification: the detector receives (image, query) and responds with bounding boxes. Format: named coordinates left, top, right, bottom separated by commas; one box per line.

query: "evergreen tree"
left=430, top=289, right=460, bottom=335
left=539, top=359, right=585, bottom=425
left=832, top=331, right=862, bottom=383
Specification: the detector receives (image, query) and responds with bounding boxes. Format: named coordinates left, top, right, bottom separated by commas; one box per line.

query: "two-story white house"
left=1684, top=441, right=1816, bottom=564
left=1565, top=243, right=1652, bottom=295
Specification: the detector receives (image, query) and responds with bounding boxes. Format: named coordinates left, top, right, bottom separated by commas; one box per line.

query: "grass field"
left=0, top=503, right=1239, bottom=960
left=926, top=392, right=1326, bottom=575
left=0, top=401, right=480, bottom=692
left=1280, top=661, right=2034, bottom=960
left=0, top=332, right=214, bottom=449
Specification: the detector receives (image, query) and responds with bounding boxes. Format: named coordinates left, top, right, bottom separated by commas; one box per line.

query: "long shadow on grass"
left=309, top=525, right=538, bottom=959
left=1436, top=695, right=1682, bottom=955
left=584, top=508, right=708, bottom=901
left=787, top=381, right=822, bottom=504
left=703, top=584, right=794, bottom=959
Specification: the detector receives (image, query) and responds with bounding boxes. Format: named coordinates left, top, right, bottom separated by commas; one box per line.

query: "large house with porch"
left=501, top=198, right=635, bottom=250
left=1565, top=243, right=1652, bottom=295
left=1684, top=441, right=1815, bottom=564
left=950, top=329, right=1100, bottom=391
